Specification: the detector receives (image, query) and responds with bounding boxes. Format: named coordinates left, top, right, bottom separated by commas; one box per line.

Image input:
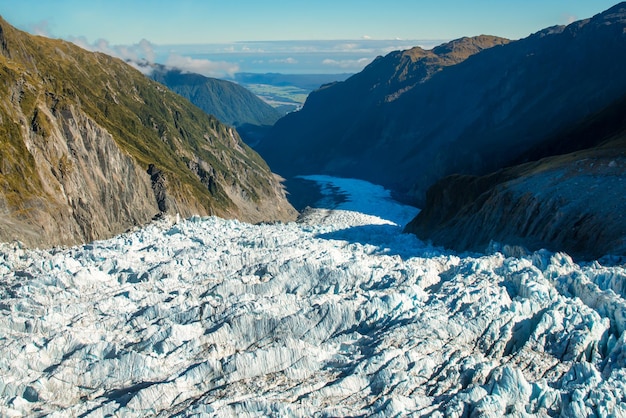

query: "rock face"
left=0, top=104, right=159, bottom=247
left=406, top=93, right=626, bottom=260
left=259, top=3, right=626, bottom=205
left=0, top=17, right=296, bottom=248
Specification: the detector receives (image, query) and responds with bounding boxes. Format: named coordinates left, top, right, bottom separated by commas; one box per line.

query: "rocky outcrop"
left=0, top=17, right=296, bottom=248
left=406, top=154, right=626, bottom=260
left=260, top=3, right=626, bottom=206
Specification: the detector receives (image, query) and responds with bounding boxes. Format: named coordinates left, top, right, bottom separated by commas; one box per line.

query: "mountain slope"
left=150, top=66, right=282, bottom=129
left=257, top=35, right=510, bottom=199
left=259, top=4, right=626, bottom=205
left=0, top=17, right=296, bottom=248
left=405, top=93, right=626, bottom=260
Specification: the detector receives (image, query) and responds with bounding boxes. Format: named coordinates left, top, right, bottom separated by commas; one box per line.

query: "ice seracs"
left=0, top=177, right=625, bottom=417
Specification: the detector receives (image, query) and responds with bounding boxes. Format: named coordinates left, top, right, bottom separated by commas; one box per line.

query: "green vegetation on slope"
left=0, top=16, right=294, bottom=241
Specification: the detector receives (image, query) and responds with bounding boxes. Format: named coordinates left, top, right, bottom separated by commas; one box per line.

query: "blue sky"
left=0, top=1, right=621, bottom=76
left=0, top=1, right=620, bottom=44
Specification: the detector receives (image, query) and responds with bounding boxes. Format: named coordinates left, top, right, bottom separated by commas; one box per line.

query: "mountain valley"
left=2, top=177, right=625, bottom=417
left=1, top=3, right=626, bottom=417
left=259, top=4, right=626, bottom=209
left=258, top=3, right=626, bottom=260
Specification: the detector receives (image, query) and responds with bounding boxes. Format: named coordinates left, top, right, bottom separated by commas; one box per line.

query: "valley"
left=258, top=3, right=626, bottom=260
left=232, top=73, right=352, bottom=113
left=1, top=2, right=626, bottom=417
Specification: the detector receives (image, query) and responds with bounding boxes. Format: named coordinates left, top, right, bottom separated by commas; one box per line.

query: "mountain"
left=150, top=66, right=284, bottom=146
left=150, top=66, right=282, bottom=129
left=259, top=4, right=626, bottom=206
left=256, top=35, right=510, bottom=201
left=0, top=17, right=296, bottom=248
left=405, top=92, right=626, bottom=260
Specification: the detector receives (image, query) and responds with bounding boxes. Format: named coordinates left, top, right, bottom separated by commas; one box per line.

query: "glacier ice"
left=0, top=176, right=625, bottom=417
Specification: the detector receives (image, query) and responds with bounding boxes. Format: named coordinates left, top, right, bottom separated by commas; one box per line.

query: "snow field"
left=0, top=177, right=625, bottom=417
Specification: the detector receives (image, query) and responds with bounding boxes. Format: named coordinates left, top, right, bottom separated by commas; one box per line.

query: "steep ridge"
left=405, top=93, right=626, bottom=260
left=0, top=17, right=296, bottom=248
left=259, top=4, right=626, bottom=205
left=150, top=66, right=282, bottom=129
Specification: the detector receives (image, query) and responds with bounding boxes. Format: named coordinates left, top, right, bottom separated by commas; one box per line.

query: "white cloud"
left=336, top=42, right=360, bottom=50
left=165, top=54, right=239, bottom=77
left=269, top=57, right=298, bottom=65
left=138, top=39, right=156, bottom=63
left=65, top=38, right=433, bottom=76
left=69, top=36, right=156, bottom=64
left=322, top=57, right=372, bottom=70
left=29, top=20, right=51, bottom=37
left=563, top=13, right=578, bottom=25
left=67, top=37, right=237, bottom=77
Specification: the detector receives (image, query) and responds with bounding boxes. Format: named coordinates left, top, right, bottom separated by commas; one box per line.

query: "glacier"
left=1, top=175, right=626, bottom=417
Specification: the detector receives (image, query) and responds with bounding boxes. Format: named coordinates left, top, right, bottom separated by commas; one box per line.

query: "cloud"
left=563, top=13, right=578, bottom=25
left=322, top=57, right=372, bottom=70
left=68, top=37, right=238, bottom=77
left=69, top=36, right=155, bottom=63
left=65, top=38, right=431, bottom=76
left=269, top=57, right=298, bottom=65
left=335, top=42, right=360, bottom=51
left=28, top=20, right=52, bottom=37
left=138, top=39, right=156, bottom=63
left=165, top=54, right=239, bottom=77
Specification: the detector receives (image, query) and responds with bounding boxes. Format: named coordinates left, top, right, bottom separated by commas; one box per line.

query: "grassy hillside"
left=0, top=16, right=296, bottom=246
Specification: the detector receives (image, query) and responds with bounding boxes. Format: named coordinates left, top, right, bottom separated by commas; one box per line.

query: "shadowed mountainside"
left=405, top=92, right=626, bottom=260
left=0, top=17, right=296, bottom=247
left=259, top=4, right=626, bottom=206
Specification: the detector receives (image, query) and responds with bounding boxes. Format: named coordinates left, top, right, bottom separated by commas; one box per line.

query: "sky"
left=0, top=1, right=621, bottom=75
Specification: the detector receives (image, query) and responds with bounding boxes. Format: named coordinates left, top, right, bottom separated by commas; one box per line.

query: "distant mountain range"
left=258, top=3, right=626, bottom=259
left=0, top=17, right=295, bottom=247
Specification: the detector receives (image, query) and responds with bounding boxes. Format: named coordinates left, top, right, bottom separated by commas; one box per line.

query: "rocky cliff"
left=260, top=3, right=626, bottom=206
left=0, top=17, right=296, bottom=248
left=405, top=93, right=626, bottom=260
